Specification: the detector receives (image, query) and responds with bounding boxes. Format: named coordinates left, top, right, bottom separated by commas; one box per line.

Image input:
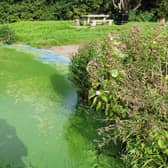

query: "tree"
left=112, top=0, right=141, bottom=11
left=157, top=0, right=168, bottom=19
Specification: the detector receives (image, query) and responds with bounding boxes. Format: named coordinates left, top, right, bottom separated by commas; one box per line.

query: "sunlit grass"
left=0, top=21, right=158, bottom=47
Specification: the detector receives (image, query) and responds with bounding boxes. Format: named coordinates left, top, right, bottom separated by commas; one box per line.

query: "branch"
left=112, top=0, right=119, bottom=9
left=133, top=0, right=141, bottom=11
left=112, top=0, right=129, bottom=11
left=120, top=0, right=124, bottom=10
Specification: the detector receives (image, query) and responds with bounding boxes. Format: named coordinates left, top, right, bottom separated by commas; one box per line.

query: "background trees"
left=157, top=0, right=168, bottom=19
left=0, top=0, right=167, bottom=23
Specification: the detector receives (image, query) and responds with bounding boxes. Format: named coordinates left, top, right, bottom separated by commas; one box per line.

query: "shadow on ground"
left=0, top=119, right=27, bottom=168
left=50, top=73, right=71, bottom=97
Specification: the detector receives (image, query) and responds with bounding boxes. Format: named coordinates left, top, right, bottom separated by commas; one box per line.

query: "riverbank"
left=49, top=44, right=80, bottom=57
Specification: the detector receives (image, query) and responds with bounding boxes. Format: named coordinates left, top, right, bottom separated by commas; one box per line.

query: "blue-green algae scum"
left=0, top=45, right=101, bottom=168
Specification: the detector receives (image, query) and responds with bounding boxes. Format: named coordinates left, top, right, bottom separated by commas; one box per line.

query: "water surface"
left=0, top=45, right=92, bottom=168
left=0, top=45, right=120, bottom=168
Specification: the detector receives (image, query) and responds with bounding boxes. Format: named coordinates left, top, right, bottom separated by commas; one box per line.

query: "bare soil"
left=48, top=45, right=80, bottom=57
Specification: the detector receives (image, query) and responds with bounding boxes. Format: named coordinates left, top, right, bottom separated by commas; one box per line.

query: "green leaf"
left=111, top=69, right=118, bottom=78
left=91, top=96, right=97, bottom=108
left=163, top=149, right=168, bottom=155
left=158, top=139, right=165, bottom=149
left=96, top=101, right=102, bottom=111
left=101, top=95, right=108, bottom=103
left=105, top=104, right=110, bottom=115
left=88, top=90, right=96, bottom=100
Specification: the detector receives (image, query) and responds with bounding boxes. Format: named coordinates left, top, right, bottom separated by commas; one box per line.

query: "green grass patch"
left=0, top=21, right=158, bottom=47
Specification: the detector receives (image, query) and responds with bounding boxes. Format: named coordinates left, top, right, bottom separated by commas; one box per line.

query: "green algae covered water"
left=0, top=45, right=121, bottom=168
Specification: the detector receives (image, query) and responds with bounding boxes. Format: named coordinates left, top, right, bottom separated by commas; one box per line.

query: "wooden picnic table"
left=81, top=14, right=110, bottom=25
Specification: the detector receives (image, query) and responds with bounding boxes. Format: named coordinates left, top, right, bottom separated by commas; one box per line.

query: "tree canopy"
left=0, top=0, right=167, bottom=23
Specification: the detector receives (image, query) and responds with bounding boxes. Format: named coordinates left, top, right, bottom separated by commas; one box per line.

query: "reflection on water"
left=0, top=119, right=27, bottom=167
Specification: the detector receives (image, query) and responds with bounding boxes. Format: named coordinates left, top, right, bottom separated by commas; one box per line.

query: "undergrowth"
left=70, top=25, right=168, bottom=168
left=0, top=25, right=15, bottom=44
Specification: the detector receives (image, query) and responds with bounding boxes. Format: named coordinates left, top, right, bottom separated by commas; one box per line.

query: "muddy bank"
left=48, top=45, right=80, bottom=57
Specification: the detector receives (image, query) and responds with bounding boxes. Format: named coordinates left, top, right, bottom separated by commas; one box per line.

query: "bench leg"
left=91, top=21, right=96, bottom=27
left=109, top=20, right=113, bottom=25
left=83, top=20, right=87, bottom=26
left=87, top=18, right=90, bottom=24
left=103, top=18, right=106, bottom=24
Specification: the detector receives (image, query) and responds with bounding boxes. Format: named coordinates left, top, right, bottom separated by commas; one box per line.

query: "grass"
left=1, top=21, right=158, bottom=47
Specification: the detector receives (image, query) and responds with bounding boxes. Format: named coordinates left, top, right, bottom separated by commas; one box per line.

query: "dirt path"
left=48, top=45, right=80, bottom=57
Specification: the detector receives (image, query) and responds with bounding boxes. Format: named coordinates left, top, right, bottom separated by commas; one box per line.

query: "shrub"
left=70, top=26, right=168, bottom=167
left=0, top=25, right=15, bottom=44
left=69, top=43, right=98, bottom=101
left=156, top=0, right=168, bottom=20
left=129, top=10, right=155, bottom=22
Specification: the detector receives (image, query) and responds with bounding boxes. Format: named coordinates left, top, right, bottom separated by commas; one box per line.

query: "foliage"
left=0, top=0, right=56, bottom=23
left=0, top=0, right=114, bottom=23
left=0, top=0, right=167, bottom=23
left=70, top=26, right=168, bottom=167
left=0, top=165, right=10, bottom=168
left=141, top=0, right=168, bottom=20
left=0, top=25, right=15, bottom=44
left=70, top=43, right=97, bottom=101
left=156, top=0, right=168, bottom=19
left=66, top=104, right=124, bottom=168
left=56, top=0, right=114, bottom=20
left=129, top=10, right=154, bottom=22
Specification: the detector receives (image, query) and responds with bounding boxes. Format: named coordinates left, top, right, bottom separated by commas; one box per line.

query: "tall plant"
left=0, top=25, right=15, bottom=44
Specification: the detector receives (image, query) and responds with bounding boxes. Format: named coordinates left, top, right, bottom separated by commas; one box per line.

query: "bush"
left=0, top=0, right=114, bottom=23
left=69, top=43, right=98, bottom=101
left=129, top=10, right=155, bottom=22
left=70, top=26, right=168, bottom=167
left=156, top=0, right=168, bottom=20
left=0, top=25, right=15, bottom=44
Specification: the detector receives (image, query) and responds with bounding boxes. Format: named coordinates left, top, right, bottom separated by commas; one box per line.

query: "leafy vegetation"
left=70, top=25, right=168, bottom=167
left=0, top=25, right=15, bottom=44
left=129, top=10, right=154, bottom=22
left=66, top=104, right=124, bottom=168
left=157, top=0, right=168, bottom=19
left=0, top=0, right=168, bottom=23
